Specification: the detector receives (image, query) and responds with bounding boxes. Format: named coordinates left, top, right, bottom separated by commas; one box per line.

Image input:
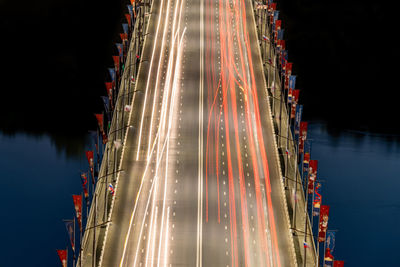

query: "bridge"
left=77, top=0, right=318, bottom=266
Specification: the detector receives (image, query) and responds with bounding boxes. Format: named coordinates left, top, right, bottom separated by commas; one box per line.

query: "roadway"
left=100, top=0, right=295, bottom=265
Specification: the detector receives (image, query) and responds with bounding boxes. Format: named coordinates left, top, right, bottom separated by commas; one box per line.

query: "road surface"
left=99, top=0, right=295, bottom=265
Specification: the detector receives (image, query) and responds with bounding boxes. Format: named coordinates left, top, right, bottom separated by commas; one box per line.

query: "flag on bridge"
left=268, top=3, right=277, bottom=13
left=308, top=160, right=318, bottom=194
left=299, top=121, right=308, bottom=154
left=263, top=35, right=270, bottom=42
left=85, top=150, right=95, bottom=184
left=274, top=19, right=281, bottom=31
left=95, top=112, right=104, bottom=131
left=105, top=82, right=114, bottom=110
left=294, top=105, right=303, bottom=143
left=112, top=55, right=120, bottom=73
left=313, top=182, right=322, bottom=216
left=288, top=88, right=293, bottom=104
left=286, top=62, right=293, bottom=75
left=63, top=219, right=75, bottom=253
left=101, top=96, right=110, bottom=116
left=326, top=230, right=336, bottom=254
left=108, top=67, right=116, bottom=83
left=56, top=249, right=67, bottom=267
left=127, top=5, right=133, bottom=18
left=122, top=23, right=129, bottom=35
left=333, top=260, right=344, bottom=267
left=94, top=113, right=108, bottom=144
left=303, top=242, right=310, bottom=249
left=125, top=13, right=132, bottom=27
left=281, top=49, right=288, bottom=69
left=291, top=89, right=300, bottom=119
left=120, top=33, right=128, bottom=42
left=115, top=43, right=123, bottom=61
left=88, top=130, right=99, bottom=156
left=324, top=247, right=334, bottom=267
left=73, top=194, right=83, bottom=232
left=277, top=29, right=284, bottom=40
left=277, top=39, right=285, bottom=50
left=80, top=172, right=89, bottom=205
left=108, top=183, right=115, bottom=195
left=318, top=205, right=330, bottom=242
left=289, top=75, right=296, bottom=90
left=303, top=151, right=310, bottom=172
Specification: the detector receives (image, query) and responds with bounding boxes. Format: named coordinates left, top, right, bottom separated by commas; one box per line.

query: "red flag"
left=318, top=205, right=330, bottom=242
left=308, top=160, right=318, bottom=194
left=105, top=82, right=114, bottom=110
left=85, top=151, right=95, bottom=184
left=72, top=195, right=82, bottom=232
left=291, top=89, right=300, bottom=119
left=324, top=247, right=334, bottom=266
left=105, top=82, right=113, bottom=92
left=277, top=39, right=285, bottom=50
left=275, top=20, right=281, bottom=31
left=120, top=33, right=128, bottom=41
left=95, top=114, right=104, bottom=132
left=125, top=13, right=132, bottom=26
left=95, top=114, right=108, bottom=144
left=112, top=56, right=120, bottom=73
left=286, top=62, right=293, bottom=75
left=80, top=172, right=89, bottom=203
left=299, top=122, right=308, bottom=154
left=334, top=260, right=345, bottom=267
left=56, top=249, right=67, bottom=267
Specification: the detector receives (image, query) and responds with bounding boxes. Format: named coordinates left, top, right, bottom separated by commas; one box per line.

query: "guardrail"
left=77, top=1, right=152, bottom=266
left=253, top=3, right=318, bottom=266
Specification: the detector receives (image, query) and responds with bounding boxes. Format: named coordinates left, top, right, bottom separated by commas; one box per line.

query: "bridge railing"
left=253, top=3, right=319, bottom=266
left=77, top=1, right=152, bottom=266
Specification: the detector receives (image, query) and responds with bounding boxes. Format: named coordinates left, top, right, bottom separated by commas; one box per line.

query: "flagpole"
left=323, top=233, right=328, bottom=267
left=303, top=175, right=309, bottom=267
left=317, top=230, right=320, bottom=267
left=104, top=145, right=109, bottom=223
left=311, top=180, right=316, bottom=238
left=278, top=46, right=284, bottom=149
left=93, top=190, right=97, bottom=267
left=86, top=175, right=89, bottom=220
left=284, top=82, right=291, bottom=188
left=292, top=137, right=299, bottom=229
left=114, top=111, right=119, bottom=183
left=73, top=217, right=76, bottom=267
left=80, top=192, right=83, bottom=267
left=66, top=246, right=68, bottom=267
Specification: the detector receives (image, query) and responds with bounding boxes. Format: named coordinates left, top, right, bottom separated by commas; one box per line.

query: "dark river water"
left=1, top=122, right=399, bottom=266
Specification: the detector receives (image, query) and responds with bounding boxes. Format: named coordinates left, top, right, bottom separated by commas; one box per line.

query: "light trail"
left=135, top=0, right=166, bottom=161
left=196, top=0, right=205, bottom=264
left=150, top=206, right=158, bottom=267
left=163, top=206, right=171, bottom=267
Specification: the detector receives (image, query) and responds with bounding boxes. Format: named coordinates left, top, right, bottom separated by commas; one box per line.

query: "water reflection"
left=0, top=132, right=89, bottom=266
left=0, top=130, right=89, bottom=159
left=308, top=121, right=400, bottom=266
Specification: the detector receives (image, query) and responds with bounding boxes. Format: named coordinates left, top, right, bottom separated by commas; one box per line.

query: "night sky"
left=1, top=0, right=399, bottom=265
left=1, top=0, right=399, bottom=138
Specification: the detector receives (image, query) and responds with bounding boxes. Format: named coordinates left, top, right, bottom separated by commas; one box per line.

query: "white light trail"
left=136, top=0, right=167, bottom=161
